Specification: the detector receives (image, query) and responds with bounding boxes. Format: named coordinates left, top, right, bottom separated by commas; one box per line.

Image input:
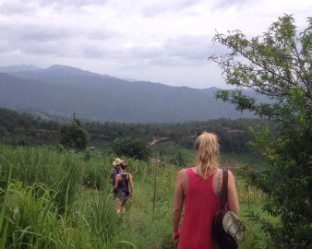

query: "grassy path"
left=114, top=165, right=177, bottom=249
left=113, top=160, right=270, bottom=249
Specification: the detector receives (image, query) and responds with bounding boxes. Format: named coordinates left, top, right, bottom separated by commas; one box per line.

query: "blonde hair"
left=194, top=132, right=220, bottom=180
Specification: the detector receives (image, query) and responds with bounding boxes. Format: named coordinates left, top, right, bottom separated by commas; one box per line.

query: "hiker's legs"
left=115, top=201, right=122, bottom=214
left=121, top=200, right=128, bottom=213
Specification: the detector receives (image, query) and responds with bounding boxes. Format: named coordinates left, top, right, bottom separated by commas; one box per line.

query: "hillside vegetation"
left=0, top=107, right=277, bottom=155
left=0, top=107, right=60, bottom=145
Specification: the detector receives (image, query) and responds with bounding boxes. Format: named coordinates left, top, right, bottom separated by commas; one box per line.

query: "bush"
left=59, top=119, right=88, bottom=150
left=112, top=138, right=151, bottom=161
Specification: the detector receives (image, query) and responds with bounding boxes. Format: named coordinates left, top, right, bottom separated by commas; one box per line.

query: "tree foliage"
left=210, top=15, right=312, bottom=247
left=86, top=118, right=275, bottom=153
left=0, top=108, right=60, bottom=145
left=0, top=107, right=275, bottom=153
left=112, top=138, right=151, bottom=161
left=59, top=119, right=88, bottom=150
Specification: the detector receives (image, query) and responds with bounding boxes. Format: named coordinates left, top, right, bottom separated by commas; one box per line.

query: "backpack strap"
left=185, top=168, right=189, bottom=183
left=220, top=169, right=228, bottom=209
left=216, top=169, right=222, bottom=197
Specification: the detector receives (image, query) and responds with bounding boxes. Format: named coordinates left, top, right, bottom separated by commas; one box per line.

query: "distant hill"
left=11, top=65, right=120, bottom=81
left=0, top=65, right=42, bottom=73
left=0, top=65, right=268, bottom=123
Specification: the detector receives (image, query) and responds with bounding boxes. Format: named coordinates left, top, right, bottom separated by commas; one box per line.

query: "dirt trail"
left=222, top=161, right=240, bottom=170
left=150, top=158, right=162, bottom=164
left=222, top=161, right=260, bottom=172
left=149, top=137, right=167, bottom=146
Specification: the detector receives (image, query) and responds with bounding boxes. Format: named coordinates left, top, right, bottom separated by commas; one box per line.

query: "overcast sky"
left=0, top=0, right=311, bottom=89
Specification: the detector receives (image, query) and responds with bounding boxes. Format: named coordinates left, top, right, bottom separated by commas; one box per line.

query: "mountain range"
left=0, top=64, right=265, bottom=123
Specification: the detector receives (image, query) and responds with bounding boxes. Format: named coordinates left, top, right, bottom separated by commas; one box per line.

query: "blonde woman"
left=172, top=132, right=239, bottom=249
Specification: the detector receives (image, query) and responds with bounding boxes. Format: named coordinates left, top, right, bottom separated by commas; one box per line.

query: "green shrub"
left=59, top=119, right=88, bottom=150
left=112, top=138, right=151, bottom=161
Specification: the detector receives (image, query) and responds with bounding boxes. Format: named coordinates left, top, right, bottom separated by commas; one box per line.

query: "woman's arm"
left=172, top=169, right=186, bottom=243
left=227, top=170, right=240, bottom=214
left=110, top=168, right=115, bottom=179
left=129, top=174, right=134, bottom=198
left=111, top=175, right=120, bottom=192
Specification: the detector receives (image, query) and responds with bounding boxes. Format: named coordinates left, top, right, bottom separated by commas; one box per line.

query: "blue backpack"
left=112, top=167, right=121, bottom=186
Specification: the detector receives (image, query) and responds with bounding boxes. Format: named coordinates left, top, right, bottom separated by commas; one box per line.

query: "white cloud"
left=212, top=0, right=252, bottom=9
left=140, top=0, right=202, bottom=17
left=0, top=0, right=311, bottom=88
left=32, top=0, right=110, bottom=8
left=0, top=1, right=36, bottom=14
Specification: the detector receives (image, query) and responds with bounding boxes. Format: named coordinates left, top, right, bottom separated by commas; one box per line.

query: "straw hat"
left=112, top=158, right=122, bottom=166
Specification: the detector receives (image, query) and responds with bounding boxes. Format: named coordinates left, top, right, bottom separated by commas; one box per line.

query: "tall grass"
left=0, top=145, right=127, bottom=248
left=0, top=178, right=119, bottom=248
left=83, top=153, right=115, bottom=190
left=1, top=181, right=71, bottom=248
left=0, top=145, right=82, bottom=212
left=0, top=144, right=274, bottom=248
left=82, top=190, right=121, bottom=248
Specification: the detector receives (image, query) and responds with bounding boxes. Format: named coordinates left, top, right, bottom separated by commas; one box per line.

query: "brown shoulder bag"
left=212, top=169, right=245, bottom=249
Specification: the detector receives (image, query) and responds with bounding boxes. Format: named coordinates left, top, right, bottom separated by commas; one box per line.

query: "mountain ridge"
left=0, top=65, right=265, bottom=123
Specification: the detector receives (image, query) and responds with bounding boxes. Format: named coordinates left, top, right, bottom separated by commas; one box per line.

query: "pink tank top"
left=178, top=168, right=220, bottom=249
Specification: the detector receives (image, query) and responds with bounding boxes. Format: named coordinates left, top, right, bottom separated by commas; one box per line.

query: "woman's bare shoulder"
left=177, top=168, right=191, bottom=179
left=177, top=168, right=186, bottom=176
left=227, top=169, right=235, bottom=178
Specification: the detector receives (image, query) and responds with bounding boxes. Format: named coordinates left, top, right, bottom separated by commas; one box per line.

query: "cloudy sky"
left=0, top=0, right=311, bottom=88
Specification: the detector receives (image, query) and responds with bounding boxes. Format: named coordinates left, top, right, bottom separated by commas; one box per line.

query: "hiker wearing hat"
left=110, top=158, right=122, bottom=186
left=110, top=160, right=134, bottom=214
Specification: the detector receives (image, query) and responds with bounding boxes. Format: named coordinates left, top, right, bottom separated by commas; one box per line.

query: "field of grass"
left=0, top=144, right=275, bottom=248
left=151, top=141, right=265, bottom=170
